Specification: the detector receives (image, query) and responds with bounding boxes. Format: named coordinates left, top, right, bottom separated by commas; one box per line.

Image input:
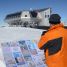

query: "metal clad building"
left=5, top=8, right=51, bottom=27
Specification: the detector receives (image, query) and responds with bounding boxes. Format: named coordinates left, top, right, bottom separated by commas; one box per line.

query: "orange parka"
left=38, top=23, right=67, bottom=67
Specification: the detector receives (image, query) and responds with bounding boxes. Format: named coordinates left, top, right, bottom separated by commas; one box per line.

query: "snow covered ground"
left=0, top=27, right=45, bottom=67
left=0, top=27, right=44, bottom=42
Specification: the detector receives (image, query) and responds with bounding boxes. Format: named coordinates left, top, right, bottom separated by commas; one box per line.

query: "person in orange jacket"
left=38, top=14, right=67, bottom=67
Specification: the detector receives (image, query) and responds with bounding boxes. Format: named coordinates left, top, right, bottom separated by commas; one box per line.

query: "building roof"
left=5, top=11, right=22, bottom=19
left=5, top=8, right=50, bottom=19
left=33, top=8, right=50, bottom=12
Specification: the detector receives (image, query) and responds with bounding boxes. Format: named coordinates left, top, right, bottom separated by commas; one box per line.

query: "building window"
left=48, top=15, right=49, bottom=18
left=45, top=15, right=49, bottom=18
left=23, top=22, right=28, bottom=27
left=45, top=15, right=47, bottom=18
left=25, top=15, right=27, bottom=17
left=30, top=11, right=37, bottom=17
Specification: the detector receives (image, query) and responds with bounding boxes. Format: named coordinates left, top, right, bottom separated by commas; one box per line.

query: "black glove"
left=41, top=31, right=47, bottom=36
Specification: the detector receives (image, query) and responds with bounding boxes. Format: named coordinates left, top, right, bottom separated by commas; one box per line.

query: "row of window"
left=6, top=15, right=20, bottom=19
left=25, top=14, right=50, bottom=18
left=10, top=21, right=39, bottom=27
left=45, top=15, right=50, bottom=18
left=6, top=14, right=50, bottom=19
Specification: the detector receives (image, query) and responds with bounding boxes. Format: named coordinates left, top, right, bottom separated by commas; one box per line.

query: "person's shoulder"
left=41, top=30, right=51, bottom=37
left=62, top=28, right=67, bottom=32
left=64, top=28, right=67, bottom=33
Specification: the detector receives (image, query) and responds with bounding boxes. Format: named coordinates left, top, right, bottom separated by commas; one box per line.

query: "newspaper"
left=1, top=40, right=47, bottom=67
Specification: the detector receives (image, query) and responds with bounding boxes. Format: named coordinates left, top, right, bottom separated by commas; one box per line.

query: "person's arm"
left=38, top=33, right=62, bottom=55
left=38, top=33, right=49, bottom=50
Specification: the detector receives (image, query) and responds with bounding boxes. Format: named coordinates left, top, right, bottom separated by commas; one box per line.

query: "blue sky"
left=0, top=0, right=67, bottom=26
